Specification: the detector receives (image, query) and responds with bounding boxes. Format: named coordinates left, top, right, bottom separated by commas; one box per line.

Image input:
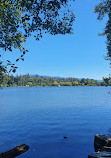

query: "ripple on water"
left=0, top=87, right=111, bottom=158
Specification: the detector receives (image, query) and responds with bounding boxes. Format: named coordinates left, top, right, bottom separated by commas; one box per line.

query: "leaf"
left=12, top=69, right=16, bottom=73
left=16, top=59, right=19, bottom=62
left=7, top=60, right=10, bottom=63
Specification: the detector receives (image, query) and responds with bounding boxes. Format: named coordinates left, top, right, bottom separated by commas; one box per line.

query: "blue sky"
left=7, top=0, right=111, bottom=79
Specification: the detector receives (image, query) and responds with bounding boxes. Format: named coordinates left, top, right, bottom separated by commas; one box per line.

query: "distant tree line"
left=0, top=74, right=110, bottom=87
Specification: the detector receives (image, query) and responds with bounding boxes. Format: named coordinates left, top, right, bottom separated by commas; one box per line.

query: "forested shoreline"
left=1, top=74, right=110, bottom=87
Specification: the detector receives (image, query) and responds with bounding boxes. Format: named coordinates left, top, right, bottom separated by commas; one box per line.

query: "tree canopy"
left=1, top=74, right=108, bottom=87
left=95, top=0, right=111, bottom=61
left=0, top=0, right=111, bottom=87
left=0, top=0, right=75, bottom=73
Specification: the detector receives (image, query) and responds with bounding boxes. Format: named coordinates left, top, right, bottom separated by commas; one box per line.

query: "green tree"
left=72, top=81, right=79, bottom=86
left=27, top=82, right=32, bottom=87
left=0, top=0, right=75, bottom=73
left=101, top=80, right=106, bottom=86
left=95, top=0, right=111, bottom=61
left=103, top=77, right=111, bottom=86
left=80, top=78, right=86, bottom=84
left=52, top=81, right=59, bottom=86
left=0, top=64, right=7, bottom=87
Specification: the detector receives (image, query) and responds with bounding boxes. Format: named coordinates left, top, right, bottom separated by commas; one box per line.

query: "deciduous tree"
left=0, top=0, right=75, bottom=74
left=95, top=0, right=111, bottom=61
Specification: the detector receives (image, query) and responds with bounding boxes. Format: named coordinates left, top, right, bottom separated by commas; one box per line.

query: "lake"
left=0, top=87, right=111, bottom=158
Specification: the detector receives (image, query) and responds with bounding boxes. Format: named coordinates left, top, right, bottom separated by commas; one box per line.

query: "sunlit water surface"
left=0, top=87, right=111, bottom=158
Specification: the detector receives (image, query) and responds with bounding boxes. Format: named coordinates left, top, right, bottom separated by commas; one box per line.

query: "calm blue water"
left=0, top=87, right=111, bottom=158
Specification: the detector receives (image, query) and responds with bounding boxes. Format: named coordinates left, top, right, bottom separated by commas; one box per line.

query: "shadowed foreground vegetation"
left=1, top=74, right=111, bottom=87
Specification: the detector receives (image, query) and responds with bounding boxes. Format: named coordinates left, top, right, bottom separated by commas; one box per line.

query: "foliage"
left=94, top=0, right=111, bottom=61
left=0, top=74, right=109, bottom=87
left=0, top=0, right=75, bottom=73
left=0, top=0, right=75, bottom=86
left=103, top=76, right=111, bottom=86
left=0, top=64, right=7, bottom=87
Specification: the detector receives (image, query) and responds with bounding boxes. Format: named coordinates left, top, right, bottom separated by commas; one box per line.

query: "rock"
left=88, top=134, right=111, bottom=158
left=88, top=152, right=111, bottom=158
left=94, top=134, right=111, bottom=152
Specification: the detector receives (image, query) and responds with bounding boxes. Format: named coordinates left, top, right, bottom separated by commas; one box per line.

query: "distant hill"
left=30, top=74, right=62, bottom=79
left=30, top=74, right=102, bottom=81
